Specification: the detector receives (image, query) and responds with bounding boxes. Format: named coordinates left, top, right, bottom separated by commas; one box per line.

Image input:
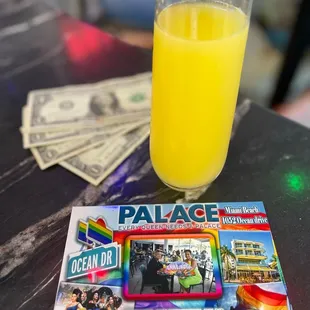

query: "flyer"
left=54, top=202, right=292, bottom=310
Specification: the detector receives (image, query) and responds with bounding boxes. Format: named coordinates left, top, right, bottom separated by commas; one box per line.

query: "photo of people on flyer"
left=128, top=236, right=216, bottom=295
left=54, top=283, right=124, bottom=310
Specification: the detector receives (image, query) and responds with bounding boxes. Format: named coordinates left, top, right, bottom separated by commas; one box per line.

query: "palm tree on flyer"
left=220, top=245, right=236, bottom=282
left=270, top=254, right=278, bottom=269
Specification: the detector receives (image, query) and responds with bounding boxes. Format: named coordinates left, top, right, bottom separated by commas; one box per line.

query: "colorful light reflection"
left=285, top=172, right=306, bottom=193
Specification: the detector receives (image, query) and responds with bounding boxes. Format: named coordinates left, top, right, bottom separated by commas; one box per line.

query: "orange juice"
left=150, top=1, right=249, bottom=190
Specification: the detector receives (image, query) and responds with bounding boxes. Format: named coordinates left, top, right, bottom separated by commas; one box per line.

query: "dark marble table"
left=0, top=2, right=310, bottom=309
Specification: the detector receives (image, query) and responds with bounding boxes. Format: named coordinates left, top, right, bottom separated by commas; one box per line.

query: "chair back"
left=198, top=265, right=207, bottom=280
left=139, top=264, right=147, bottom=283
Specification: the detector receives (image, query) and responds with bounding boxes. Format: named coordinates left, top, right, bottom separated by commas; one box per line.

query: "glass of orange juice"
left=150, top=0, right=253, bottom=191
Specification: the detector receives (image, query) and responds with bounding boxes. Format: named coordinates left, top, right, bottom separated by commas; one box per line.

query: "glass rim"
left=155, top=0, right=254, bottom=19
left=154, top=0, right=253, bottom=43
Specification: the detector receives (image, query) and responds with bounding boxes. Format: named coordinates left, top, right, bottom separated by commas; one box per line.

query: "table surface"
left=0, top=2, right=310, bottom=309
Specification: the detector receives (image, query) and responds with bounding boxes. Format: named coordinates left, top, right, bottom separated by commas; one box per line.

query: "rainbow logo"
left=77, top=220, right=92, bottom=245
left=86, top=217, right=113, bottom=245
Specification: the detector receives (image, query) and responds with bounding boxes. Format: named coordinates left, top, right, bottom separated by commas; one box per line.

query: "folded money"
left=30, top=122, right=146, bottom=170
left=59, top=125, right=150, bottom=186
left=23, top=72, right=151, bottom=133
left=20, top=73, right=152, bottom=186
left=21, top=117, right=150, bottom=148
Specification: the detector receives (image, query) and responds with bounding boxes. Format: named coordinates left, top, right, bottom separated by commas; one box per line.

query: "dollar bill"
left=24, top=72, right=152, bottom=132
left=59, top=125, right=150, bottom=186
left=21, top=117, right=150, bottom=148
left=31, top=122, right=145, bottom=170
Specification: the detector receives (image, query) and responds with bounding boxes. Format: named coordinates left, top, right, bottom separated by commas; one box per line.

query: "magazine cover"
left=54, top=202, right=292, bottom=310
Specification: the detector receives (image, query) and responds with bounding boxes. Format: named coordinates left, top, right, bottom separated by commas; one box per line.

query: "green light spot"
left=130, top=93, right=146, bottom=103
left=285, top=173, right=305, bottom=192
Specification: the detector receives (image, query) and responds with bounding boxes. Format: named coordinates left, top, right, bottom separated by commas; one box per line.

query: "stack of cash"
left=21, top=72, right=152, bottom=186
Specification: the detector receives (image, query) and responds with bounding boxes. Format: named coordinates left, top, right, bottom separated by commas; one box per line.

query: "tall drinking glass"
left=150, top=0, right=252, bottom=191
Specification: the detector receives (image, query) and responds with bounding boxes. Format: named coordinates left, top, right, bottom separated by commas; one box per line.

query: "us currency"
left=31, top=122, right=144, bottom=170
left=21, top=117, right=150, bottom=148
left=59, top=125, right=150, bottom=186
left=24, top=72, right=152, bottom=132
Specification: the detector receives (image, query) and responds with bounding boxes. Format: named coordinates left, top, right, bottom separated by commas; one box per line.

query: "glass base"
left=162, top=180, right=209, bottom=193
